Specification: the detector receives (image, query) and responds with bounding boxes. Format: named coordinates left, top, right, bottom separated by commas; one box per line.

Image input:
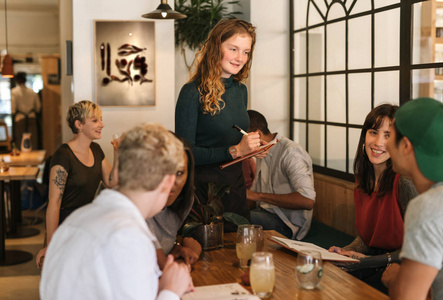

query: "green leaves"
left=174, top=0, right=242, bottom=50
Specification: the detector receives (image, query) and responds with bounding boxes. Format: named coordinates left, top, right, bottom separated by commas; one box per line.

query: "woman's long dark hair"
left=169, top=137, right=195, bottom=220
left=354, top=104, right=398, bottom=197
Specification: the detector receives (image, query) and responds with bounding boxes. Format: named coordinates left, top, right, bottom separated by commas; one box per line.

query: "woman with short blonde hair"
left=36, top=100, right=119, bottom=268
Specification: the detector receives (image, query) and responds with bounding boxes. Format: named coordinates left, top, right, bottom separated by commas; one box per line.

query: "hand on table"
left=160, top=255, right=194, bottom=297
left=381, top=263, right=401, bottom=288
left=329, top=246, right=367, bottom=260
left=171, top=237, right=202, bottom=265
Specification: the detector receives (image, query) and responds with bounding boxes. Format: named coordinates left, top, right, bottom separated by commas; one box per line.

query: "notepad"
left=182, top=283, right=260, bottom=300
left=220, top=139, right=278, bottom=169
left=270, top=236, right=360, bottom=262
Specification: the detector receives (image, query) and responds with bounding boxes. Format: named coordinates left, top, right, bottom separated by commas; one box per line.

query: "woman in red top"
left=329, top=104, right=417, bottom=293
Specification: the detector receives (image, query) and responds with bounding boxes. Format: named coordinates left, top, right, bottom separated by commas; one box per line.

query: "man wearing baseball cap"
left=382, top=98, right=443, bottom=299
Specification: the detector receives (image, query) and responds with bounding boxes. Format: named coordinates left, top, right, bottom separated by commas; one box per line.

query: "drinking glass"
left=253, top=224, right=264, bottom=251
left=295, top=250, right=323, bottom=289
left=250, top=252, right=275, bottom=298
left=112, top=133, right=123, bottom=150
left=236, top=224, right=257, bottom=268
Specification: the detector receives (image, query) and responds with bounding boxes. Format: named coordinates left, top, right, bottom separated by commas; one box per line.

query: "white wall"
left=250, top=0, right=289, bottom=137
left=72, top=0, right=176, bottom=160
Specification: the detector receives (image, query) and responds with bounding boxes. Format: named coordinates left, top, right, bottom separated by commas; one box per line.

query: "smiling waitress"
left=175, top=19, right=264, bottom=231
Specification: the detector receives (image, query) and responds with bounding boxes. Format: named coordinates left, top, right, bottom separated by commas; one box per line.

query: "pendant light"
left=2, top=0, right=13, bottom=78
left=141, top=0, right=186, bottom=20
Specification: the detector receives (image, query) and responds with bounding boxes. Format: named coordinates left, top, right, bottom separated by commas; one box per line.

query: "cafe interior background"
left=0, top=0, right=442, bottom=297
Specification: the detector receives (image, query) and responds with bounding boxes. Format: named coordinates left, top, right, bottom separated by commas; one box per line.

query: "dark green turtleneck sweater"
left=175, top=76, right=249, bottom=166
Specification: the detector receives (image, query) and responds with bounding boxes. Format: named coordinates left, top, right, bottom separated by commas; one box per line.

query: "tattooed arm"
left=36, top=165, right=67, bottom=268
left=46, top=165, right=68, bottom=244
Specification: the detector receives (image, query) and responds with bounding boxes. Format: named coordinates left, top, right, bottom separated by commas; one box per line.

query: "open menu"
left=220, top=139, right=279, bottom=169
left=270, top=236, right=359, bottom=262
left=182, top=283, right=260, bottom=300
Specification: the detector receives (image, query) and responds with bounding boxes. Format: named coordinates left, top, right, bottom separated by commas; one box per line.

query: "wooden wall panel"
left=41, top=55, right=62, bottom=158
left=313, top=173, right=358, bottom=237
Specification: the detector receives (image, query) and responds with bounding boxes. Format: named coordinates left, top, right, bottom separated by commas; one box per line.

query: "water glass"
left=253, top=224, right=264, bottom=251
left=295, top=250, right=323, bottom=289
left=236, top=224, right=257, bottom=268
left=250, top=252, right=275, bottom=298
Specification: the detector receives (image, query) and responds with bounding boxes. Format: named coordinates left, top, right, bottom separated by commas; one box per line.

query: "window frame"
left=289, top=0, right=439, bottom=182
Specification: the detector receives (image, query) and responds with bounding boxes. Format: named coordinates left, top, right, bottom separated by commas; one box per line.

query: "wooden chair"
left=0, top=121, right=11, bottom=152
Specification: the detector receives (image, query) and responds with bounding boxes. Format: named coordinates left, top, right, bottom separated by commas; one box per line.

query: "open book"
left=270, top=236, right=359, bottom=262
left=220, top=139, right=278, bottom=169
left=182, top=283, right=260, bottom=300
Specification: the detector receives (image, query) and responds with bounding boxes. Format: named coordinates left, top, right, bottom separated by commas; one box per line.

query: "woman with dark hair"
left=329, top=104, right=418, bottom=293
left=175, top=19, right=266, bottom=231
left=146, top=138, right=202, bottom=268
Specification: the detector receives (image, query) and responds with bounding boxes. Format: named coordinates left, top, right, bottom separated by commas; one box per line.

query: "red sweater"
left=354, top=174, right=404, bottom=250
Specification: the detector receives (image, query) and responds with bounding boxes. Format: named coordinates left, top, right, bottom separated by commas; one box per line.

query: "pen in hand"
left=232, top=124, right=248, bottom=136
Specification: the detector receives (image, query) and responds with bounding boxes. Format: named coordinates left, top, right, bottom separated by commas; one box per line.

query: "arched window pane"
left=349, top=15, right=371, bottom=70
left=374, top=71, right=399, bottom=107
left=308, top=123, right=325, bottom=166
left=349, top=73, right=372, bottom=125
left=375, top=8, right=400, bottom=67
left=294, top=0, right=308, bottom=30
left=350, top=0, right=371, bottom=15
left=293, top=78, right=307, bottom=119
left=411, top=68, right=443, bottom=101
left=294, top=32, right=307, bottom=75
left=374, top=0, right=400, bottom=10
left=327, top=125, right=346, bottom=172
left=308, top=27, right=325, bottom=73
left=327, top=21, right=346, bottom=71
left=308, top=76, right=324, bottom=121
left=308, top=2, right=324, bottom=26
left=348, top=128, right=361, bottom=173
left=327, top=2, right=346, bottom=21
left=326, top=75, right=346, bottom=123
left=412, top=1, right=441, bottom=64
left=292, top=122, right=306, bottom=150
left=313, top=0, right=328, bottom=19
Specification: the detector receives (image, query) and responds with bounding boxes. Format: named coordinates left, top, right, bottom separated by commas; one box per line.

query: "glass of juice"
left=295, top=250, right=323, bottom=289
left=250, top=252, right=275, bottom=298
left=236, top=225, right=257, bottom=268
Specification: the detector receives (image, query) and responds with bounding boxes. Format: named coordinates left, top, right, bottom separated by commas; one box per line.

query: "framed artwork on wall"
left=94, top=20, right=156, bottom=106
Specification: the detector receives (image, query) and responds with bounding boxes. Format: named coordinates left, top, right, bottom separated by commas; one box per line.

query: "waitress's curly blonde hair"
left=189, top=18, right=256, bottom=116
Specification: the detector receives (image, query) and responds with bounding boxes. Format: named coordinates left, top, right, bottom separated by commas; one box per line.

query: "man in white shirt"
left=246, top=110, right=316, bottom=240
left=382, top=98, right=443, bottom=299
left=11, top=72, right=41, bottom=150
left=40, top=123, right=193, bottom=300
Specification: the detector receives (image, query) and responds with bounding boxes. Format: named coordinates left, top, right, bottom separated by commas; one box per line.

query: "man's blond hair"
left=118, top=123, right=184, bottom=191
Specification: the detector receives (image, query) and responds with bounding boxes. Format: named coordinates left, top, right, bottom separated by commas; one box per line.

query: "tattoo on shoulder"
left=52, top=168, right=67, bottom=198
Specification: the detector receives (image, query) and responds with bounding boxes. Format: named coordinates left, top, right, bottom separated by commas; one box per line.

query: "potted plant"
left=174, top=0, right=242, bottom=69
left=183, top=182, right=249, bottom=250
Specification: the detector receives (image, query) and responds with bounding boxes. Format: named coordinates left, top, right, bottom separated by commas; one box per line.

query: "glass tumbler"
left=250, top=252, right=275, bottom=298
left=295, top=250, right=323, bottom=289
left=236, top=224, right=257, bottom=268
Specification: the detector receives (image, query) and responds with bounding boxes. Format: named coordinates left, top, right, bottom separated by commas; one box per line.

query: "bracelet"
left=174, top=241, right=181, bottom=247
left=387, top=252, right=392, bottom=267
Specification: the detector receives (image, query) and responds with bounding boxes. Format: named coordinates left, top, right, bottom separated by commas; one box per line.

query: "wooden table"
left=0, top=167, right=40, bottom=265
left=0, top=150, right=46, bottom=167
left=191, top=231, right=388, bottom=300
left=1, top=151, right=46, bottom=229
